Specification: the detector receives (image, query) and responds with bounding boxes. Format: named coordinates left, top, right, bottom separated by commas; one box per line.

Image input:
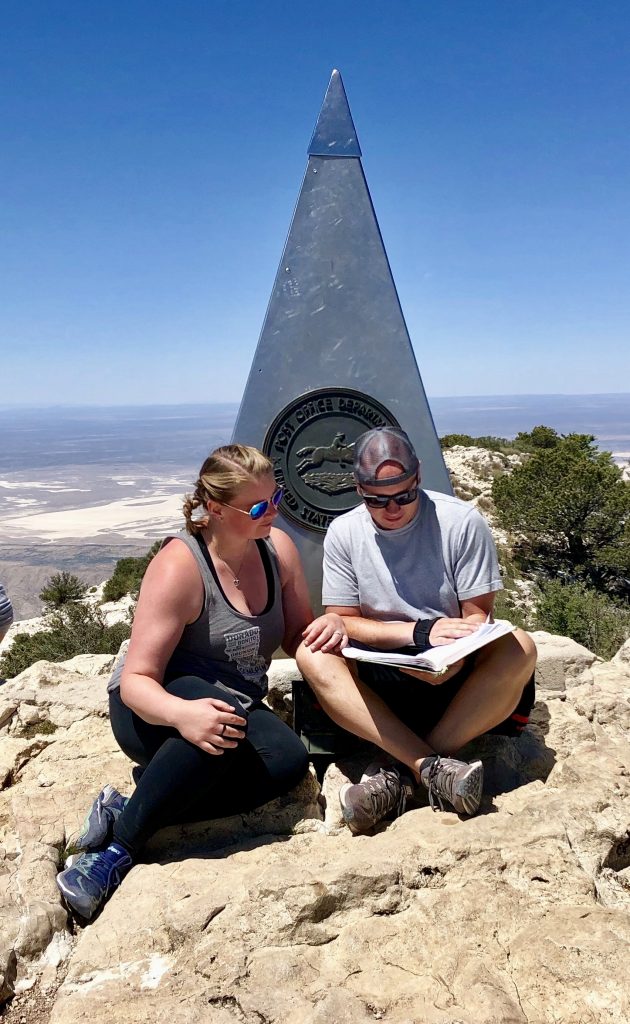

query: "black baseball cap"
left=353, top=427, right=419, bottom=487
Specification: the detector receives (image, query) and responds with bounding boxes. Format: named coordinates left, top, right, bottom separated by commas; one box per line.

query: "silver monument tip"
left=308, top=69, right=362, bottom=158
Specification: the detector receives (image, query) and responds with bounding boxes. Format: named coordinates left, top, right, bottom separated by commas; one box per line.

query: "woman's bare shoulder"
left=125, top=537, right=205, bottom=674
left=141, top=536, right=203, bottom=604
left=269, top=527, right=300, bottom=563
left=268, top=527, right=306, bottom=589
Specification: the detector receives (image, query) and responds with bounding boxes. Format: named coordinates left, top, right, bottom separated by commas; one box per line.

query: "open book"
left=342, top=618, right=516, bottom=674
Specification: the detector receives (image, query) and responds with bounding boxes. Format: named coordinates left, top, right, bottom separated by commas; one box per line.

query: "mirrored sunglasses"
left=223, top=487, right=284, bottom=521
left=359, top=485, right=418, bottom=509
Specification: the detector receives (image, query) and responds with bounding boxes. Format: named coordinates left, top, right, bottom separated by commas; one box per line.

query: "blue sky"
left=2, top=1, right=629, bottom=404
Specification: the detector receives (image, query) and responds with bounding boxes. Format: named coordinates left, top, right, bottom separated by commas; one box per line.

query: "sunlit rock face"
left=1, top=640, right=630, bottom=1022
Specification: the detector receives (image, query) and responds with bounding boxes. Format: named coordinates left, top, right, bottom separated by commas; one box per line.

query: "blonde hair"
left=183, top=444, right=274, bottom=534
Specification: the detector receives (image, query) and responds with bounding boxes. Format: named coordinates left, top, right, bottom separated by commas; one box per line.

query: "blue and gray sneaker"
left=68, top=784, right=128, bottom=856
left=57, top=842, right=133, bottom=920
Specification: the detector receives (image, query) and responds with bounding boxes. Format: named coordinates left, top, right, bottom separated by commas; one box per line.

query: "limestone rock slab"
left=612, top=637, right=630, bottom=673
left=2, top=640, right=630, bottom=1021
left=530, top=630, right=601, bottom=691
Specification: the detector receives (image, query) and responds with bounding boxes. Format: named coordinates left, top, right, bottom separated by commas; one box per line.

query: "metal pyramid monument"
left=232, top=70, right=451, bottom=600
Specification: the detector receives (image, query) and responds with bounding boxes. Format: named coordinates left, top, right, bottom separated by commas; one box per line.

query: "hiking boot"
left=359, top=753, right=397, bottom=782
left=68, top=784, right=128, bottom=856
left=339, top=766, right=414, bottom=835
left=420, top=756, right=483, bottom=815
left=57, top=842, right=133, bottom=920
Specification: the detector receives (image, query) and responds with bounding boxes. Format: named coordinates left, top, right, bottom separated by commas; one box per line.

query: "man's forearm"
left=338, top=615, right=416, bottom=649
left=336, top=609, right=488, bottom=650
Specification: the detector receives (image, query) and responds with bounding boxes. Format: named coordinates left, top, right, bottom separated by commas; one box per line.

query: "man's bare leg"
left=296, top=641, right=435, bottom=779
left=297, top=641, right=489, bottom=822
left=425, top=629, right=537, bottom=757
left=297, top=629, right=536, bottom=773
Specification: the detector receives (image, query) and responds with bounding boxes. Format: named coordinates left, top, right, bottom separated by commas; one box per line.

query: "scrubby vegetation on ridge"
left=472, top=428, right=630, bottom=655
left=492, top=433, right=630, bottom=595
left=102, top=540, right=161, bottom=601
left=0, top=603, right=132, bottom=678
left=0, top=542, right=161, bottom=678
left=532, top=580, right=630, bottom=661
left=440, top=423, right=562, bottom=455
left=39, top=571, right=88, bottom=609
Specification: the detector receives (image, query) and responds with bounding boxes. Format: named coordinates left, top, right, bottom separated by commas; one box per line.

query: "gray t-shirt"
left=322, top=489, right=503, bottom=621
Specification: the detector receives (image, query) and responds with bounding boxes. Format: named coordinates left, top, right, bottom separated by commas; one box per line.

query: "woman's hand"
left=172, top=697, right=247, bottom=755
left=301, top=613, right=348, bottom=654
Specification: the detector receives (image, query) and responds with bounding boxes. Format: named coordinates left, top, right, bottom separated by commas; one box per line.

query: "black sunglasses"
left=359, top=484, right=419, bottom=509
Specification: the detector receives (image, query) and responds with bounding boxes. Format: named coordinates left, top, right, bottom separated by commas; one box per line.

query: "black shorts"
left=357, top=655, right=535, bottom=739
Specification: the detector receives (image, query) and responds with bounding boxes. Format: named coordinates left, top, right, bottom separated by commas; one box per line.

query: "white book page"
left=342, top=619, right=516, bottom=671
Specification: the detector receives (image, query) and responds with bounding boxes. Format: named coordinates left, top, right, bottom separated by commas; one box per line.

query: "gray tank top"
left=108, top=531, right=285, bottom=709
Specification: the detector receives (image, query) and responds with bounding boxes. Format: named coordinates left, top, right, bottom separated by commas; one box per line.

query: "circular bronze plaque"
left=263, top=388, right=400, bottom=533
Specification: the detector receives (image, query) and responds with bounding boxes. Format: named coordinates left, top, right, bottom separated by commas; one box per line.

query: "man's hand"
left=429, top=618, right=480, bottom=646
left=302, top=613, right=347, bottom=654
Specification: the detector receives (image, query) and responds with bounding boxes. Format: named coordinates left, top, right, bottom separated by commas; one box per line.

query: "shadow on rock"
left=143, top=767, right=325, bottom=865
left=147, top=827, right=298, bottom=867
left=321, top=698, right=557, bottom=810
left=460, top=701, right=557, bottom=798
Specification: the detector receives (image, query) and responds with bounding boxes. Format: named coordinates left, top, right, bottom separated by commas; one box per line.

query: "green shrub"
left=440, top=433, right=516, bottom=453
left=491, top=589, right=530, bottom=630
left=533, top=580, right=630, bottom=660
left=476, top=495, right=494, bottom=513
left=492, top=435, right=630, bottom=594
left=441, top=424, right=582, bottom=456
left=18, top=719, right=59, bottom=739
left=0, top=604, right=130, bottom=679
left=513, top=425, right=560, bottom=450
left=102, top=541, right=161, bottom=602
left=39, top=572, right=87, bottom=609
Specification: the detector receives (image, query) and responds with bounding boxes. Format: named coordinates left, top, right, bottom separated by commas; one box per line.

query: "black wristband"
left=412, top=617, right=443, bottom=652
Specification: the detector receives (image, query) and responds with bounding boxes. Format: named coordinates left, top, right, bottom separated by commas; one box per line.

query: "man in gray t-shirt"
left=297, top=427, right=537, bottom=834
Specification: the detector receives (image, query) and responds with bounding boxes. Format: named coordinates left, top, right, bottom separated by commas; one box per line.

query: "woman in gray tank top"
left=57, top=445, right=345, bottom=922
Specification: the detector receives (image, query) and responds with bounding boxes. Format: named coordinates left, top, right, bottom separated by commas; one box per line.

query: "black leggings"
left=108, top=675, right=309, bottom=856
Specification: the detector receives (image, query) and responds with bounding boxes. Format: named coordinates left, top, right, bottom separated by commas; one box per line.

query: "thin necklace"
left=215, top=542, right=250, bottom=588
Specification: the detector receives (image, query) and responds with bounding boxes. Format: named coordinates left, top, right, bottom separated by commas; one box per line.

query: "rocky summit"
left=1, top=636, right=630, bottom=1023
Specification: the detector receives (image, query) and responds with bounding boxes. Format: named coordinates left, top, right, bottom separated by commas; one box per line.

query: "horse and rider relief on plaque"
left=263, top=387, right=400, bottom=533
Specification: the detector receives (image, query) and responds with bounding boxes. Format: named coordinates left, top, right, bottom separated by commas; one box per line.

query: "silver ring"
left=332, top=630, right=342, bottom=636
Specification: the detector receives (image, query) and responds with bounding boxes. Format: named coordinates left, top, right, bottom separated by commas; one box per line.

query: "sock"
left=419, top=755, right=440, bottom=785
